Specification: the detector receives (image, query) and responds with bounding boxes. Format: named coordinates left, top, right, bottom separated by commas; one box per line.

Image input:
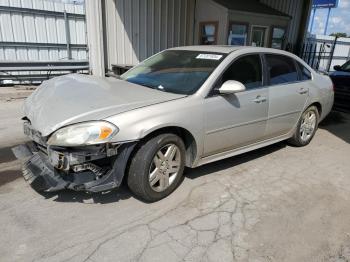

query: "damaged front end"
left=12, top=121, right=136, bottom=193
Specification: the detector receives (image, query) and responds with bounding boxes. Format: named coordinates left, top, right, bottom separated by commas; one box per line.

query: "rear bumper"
left=12, top=142, right=136, bottom=193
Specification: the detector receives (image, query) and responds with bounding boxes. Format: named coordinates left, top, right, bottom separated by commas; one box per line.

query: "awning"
left=213, top=0, right=291, bottom=18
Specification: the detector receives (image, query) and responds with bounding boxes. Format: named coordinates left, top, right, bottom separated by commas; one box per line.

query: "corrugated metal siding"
left=259, top=0, right=306, bottom=48
left=104, top=0, right=195, bottom=68
left=0, top=0, right=87, bottom=62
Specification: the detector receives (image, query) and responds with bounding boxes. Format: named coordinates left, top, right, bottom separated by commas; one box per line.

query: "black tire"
left=127, top=133, right=186, bottom=202
left=288, top=105, right=319, bottom=147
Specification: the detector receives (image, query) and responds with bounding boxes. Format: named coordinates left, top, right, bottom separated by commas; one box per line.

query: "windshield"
left=120, top=50, right=226, bottom=95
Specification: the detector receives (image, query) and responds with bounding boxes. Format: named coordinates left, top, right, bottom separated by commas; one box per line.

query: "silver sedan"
left=13, top=46, right=334, bottom=202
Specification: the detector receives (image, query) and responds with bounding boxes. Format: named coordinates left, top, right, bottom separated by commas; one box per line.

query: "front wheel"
left=127, top=133, right=186, bottom=202
left=288, top=105, right=319, bottom=147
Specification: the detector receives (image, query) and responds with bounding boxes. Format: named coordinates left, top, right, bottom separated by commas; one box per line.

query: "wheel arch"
left=139, top=126, right=198, bottom=167
left=308, top=101, right=322, bottom=117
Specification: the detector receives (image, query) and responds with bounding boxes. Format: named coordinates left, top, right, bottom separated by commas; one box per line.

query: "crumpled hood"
left=24, top=74, right=185, bottom=136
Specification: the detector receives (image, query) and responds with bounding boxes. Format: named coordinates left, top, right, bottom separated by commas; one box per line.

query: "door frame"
left=250, top=25, right=269, bottom=47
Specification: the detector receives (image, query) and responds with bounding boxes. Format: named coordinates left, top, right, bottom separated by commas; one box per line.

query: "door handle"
left=298, top=88, right=308, bottom=94
left=253, top=96, right=267, bottom=103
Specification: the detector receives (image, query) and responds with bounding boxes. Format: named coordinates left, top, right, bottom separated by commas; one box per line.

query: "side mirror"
left=219, top=80, right=246, bottom=95
left=334, top=65, right=342, bottom=71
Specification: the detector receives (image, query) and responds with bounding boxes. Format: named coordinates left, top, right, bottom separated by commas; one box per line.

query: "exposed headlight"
left=47, top=121, right=118, bottom=146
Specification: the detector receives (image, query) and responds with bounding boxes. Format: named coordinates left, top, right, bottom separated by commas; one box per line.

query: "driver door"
left=203, top=54, right=268, bottom=157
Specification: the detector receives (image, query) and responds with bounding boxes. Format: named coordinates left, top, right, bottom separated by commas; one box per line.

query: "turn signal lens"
left=99, top=126, right=114, bottom=140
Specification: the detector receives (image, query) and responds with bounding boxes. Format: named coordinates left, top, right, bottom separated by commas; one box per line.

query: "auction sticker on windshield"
left=196, top=54, right=223, bottom=60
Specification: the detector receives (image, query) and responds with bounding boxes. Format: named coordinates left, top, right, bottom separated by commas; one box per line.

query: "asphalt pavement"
left=1, top=99, right=350, bottom=262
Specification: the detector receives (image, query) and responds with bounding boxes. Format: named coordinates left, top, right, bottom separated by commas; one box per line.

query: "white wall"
left=85, top=0, right=104, bottom=76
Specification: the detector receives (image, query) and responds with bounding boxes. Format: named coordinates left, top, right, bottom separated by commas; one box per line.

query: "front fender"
left=104, top=96, right=205, bottom=165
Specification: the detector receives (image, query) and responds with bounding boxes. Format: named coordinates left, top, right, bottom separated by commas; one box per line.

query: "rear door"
left=264, top=54, right=309, bottom=138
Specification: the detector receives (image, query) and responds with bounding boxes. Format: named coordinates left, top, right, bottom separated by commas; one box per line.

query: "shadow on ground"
left=40, top=185, right=133, bottom=204
left=38, top=142, right=286, bottom=204
left=186, top=142, right=286, bottom=180
left=0, top=170, right=22, bottom=187
left=0, top=146, right=17, bottom=164
left=319, top=111, right=350, bottom=144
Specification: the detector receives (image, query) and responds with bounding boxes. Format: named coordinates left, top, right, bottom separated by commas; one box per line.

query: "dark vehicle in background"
left=330, top=61, right=350, bottom=112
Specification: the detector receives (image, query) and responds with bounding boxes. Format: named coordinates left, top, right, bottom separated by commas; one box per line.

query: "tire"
left=127, top=133, right=186, bottom=202
left=288, top=105, right=319, bottom=147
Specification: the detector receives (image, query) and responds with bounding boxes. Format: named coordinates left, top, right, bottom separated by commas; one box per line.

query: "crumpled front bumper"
left=12, top=142, right=136, bottom=193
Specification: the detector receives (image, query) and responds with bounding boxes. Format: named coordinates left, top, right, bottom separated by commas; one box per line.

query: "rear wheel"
left=288, top=105, right=319, bottom=147
left=127, top=133, right=186, bottom=202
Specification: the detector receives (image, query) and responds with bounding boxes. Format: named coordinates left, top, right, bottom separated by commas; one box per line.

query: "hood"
left=24, top=74, right=185, bottom=136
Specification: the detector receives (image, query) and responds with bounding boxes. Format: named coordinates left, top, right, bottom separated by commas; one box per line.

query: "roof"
left=170, top=45, right=244, bottom=54
left=213, top=0, right=290, bottom=18
left=170, top=45, right=299, bottom=57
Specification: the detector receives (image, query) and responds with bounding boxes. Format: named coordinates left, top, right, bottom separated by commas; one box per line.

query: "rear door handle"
left=298, top=88, right=308, bottom=94
left=253, top=96, right=267, bottom=103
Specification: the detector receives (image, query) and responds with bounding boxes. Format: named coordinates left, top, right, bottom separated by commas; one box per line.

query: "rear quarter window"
left=297, top=62, right=312, bottom=80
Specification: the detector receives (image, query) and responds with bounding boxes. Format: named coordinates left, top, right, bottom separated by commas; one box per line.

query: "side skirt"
left=195, top=132, right=293, bottom=167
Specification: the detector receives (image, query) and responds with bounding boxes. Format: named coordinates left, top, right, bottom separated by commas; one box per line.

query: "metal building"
left=86, top=0, right=312, bottom=76
left=0, top=0, right=88, bottom=83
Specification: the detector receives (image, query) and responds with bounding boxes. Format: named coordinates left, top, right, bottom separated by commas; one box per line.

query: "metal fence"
left=0, top=0, right=88, bottom=84
left=300, top=35, right=350, bottom=72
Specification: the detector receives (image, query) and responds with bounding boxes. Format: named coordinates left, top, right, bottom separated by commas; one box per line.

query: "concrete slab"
left=0, top=86, right=35, bottom=101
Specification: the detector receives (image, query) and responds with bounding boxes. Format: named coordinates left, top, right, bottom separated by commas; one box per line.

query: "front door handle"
left=298, top=88, right=308, bottom=94
left=253, top=95, right=267, bottom=103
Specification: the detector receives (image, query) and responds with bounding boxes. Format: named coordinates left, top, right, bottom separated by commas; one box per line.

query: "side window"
left=266, top=54, right=299, bottom=85
left=297, top=62, right=312, bottom=80
left=221, top=55, right=263, bottom=89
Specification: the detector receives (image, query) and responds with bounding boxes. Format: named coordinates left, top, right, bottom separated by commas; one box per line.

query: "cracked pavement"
left=1, top=100, right=350, bottom=262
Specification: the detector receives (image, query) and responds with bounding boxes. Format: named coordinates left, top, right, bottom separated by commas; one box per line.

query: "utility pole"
left=310, top=7, right=317, bottom=34
left=324, top=7, right=332, bottom=35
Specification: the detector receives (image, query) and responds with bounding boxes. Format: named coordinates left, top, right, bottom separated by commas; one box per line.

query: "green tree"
left=329, top=32, right=348, bottom=38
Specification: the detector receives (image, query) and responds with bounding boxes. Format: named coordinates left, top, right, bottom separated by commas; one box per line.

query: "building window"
left=228, top=22, right=248, bottom=45
left=199, top=22, right=218, bottom=45
left=271, top=27, right=286, bottom=49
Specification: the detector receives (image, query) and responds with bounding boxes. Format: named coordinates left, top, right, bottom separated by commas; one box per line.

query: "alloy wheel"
left=300, top=110, right=317, bottom=142
left=149, top=144, right=181, bottom=192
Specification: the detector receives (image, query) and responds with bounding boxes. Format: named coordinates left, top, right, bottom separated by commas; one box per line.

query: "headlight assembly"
left=47, top=121, right=118, bottom=147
